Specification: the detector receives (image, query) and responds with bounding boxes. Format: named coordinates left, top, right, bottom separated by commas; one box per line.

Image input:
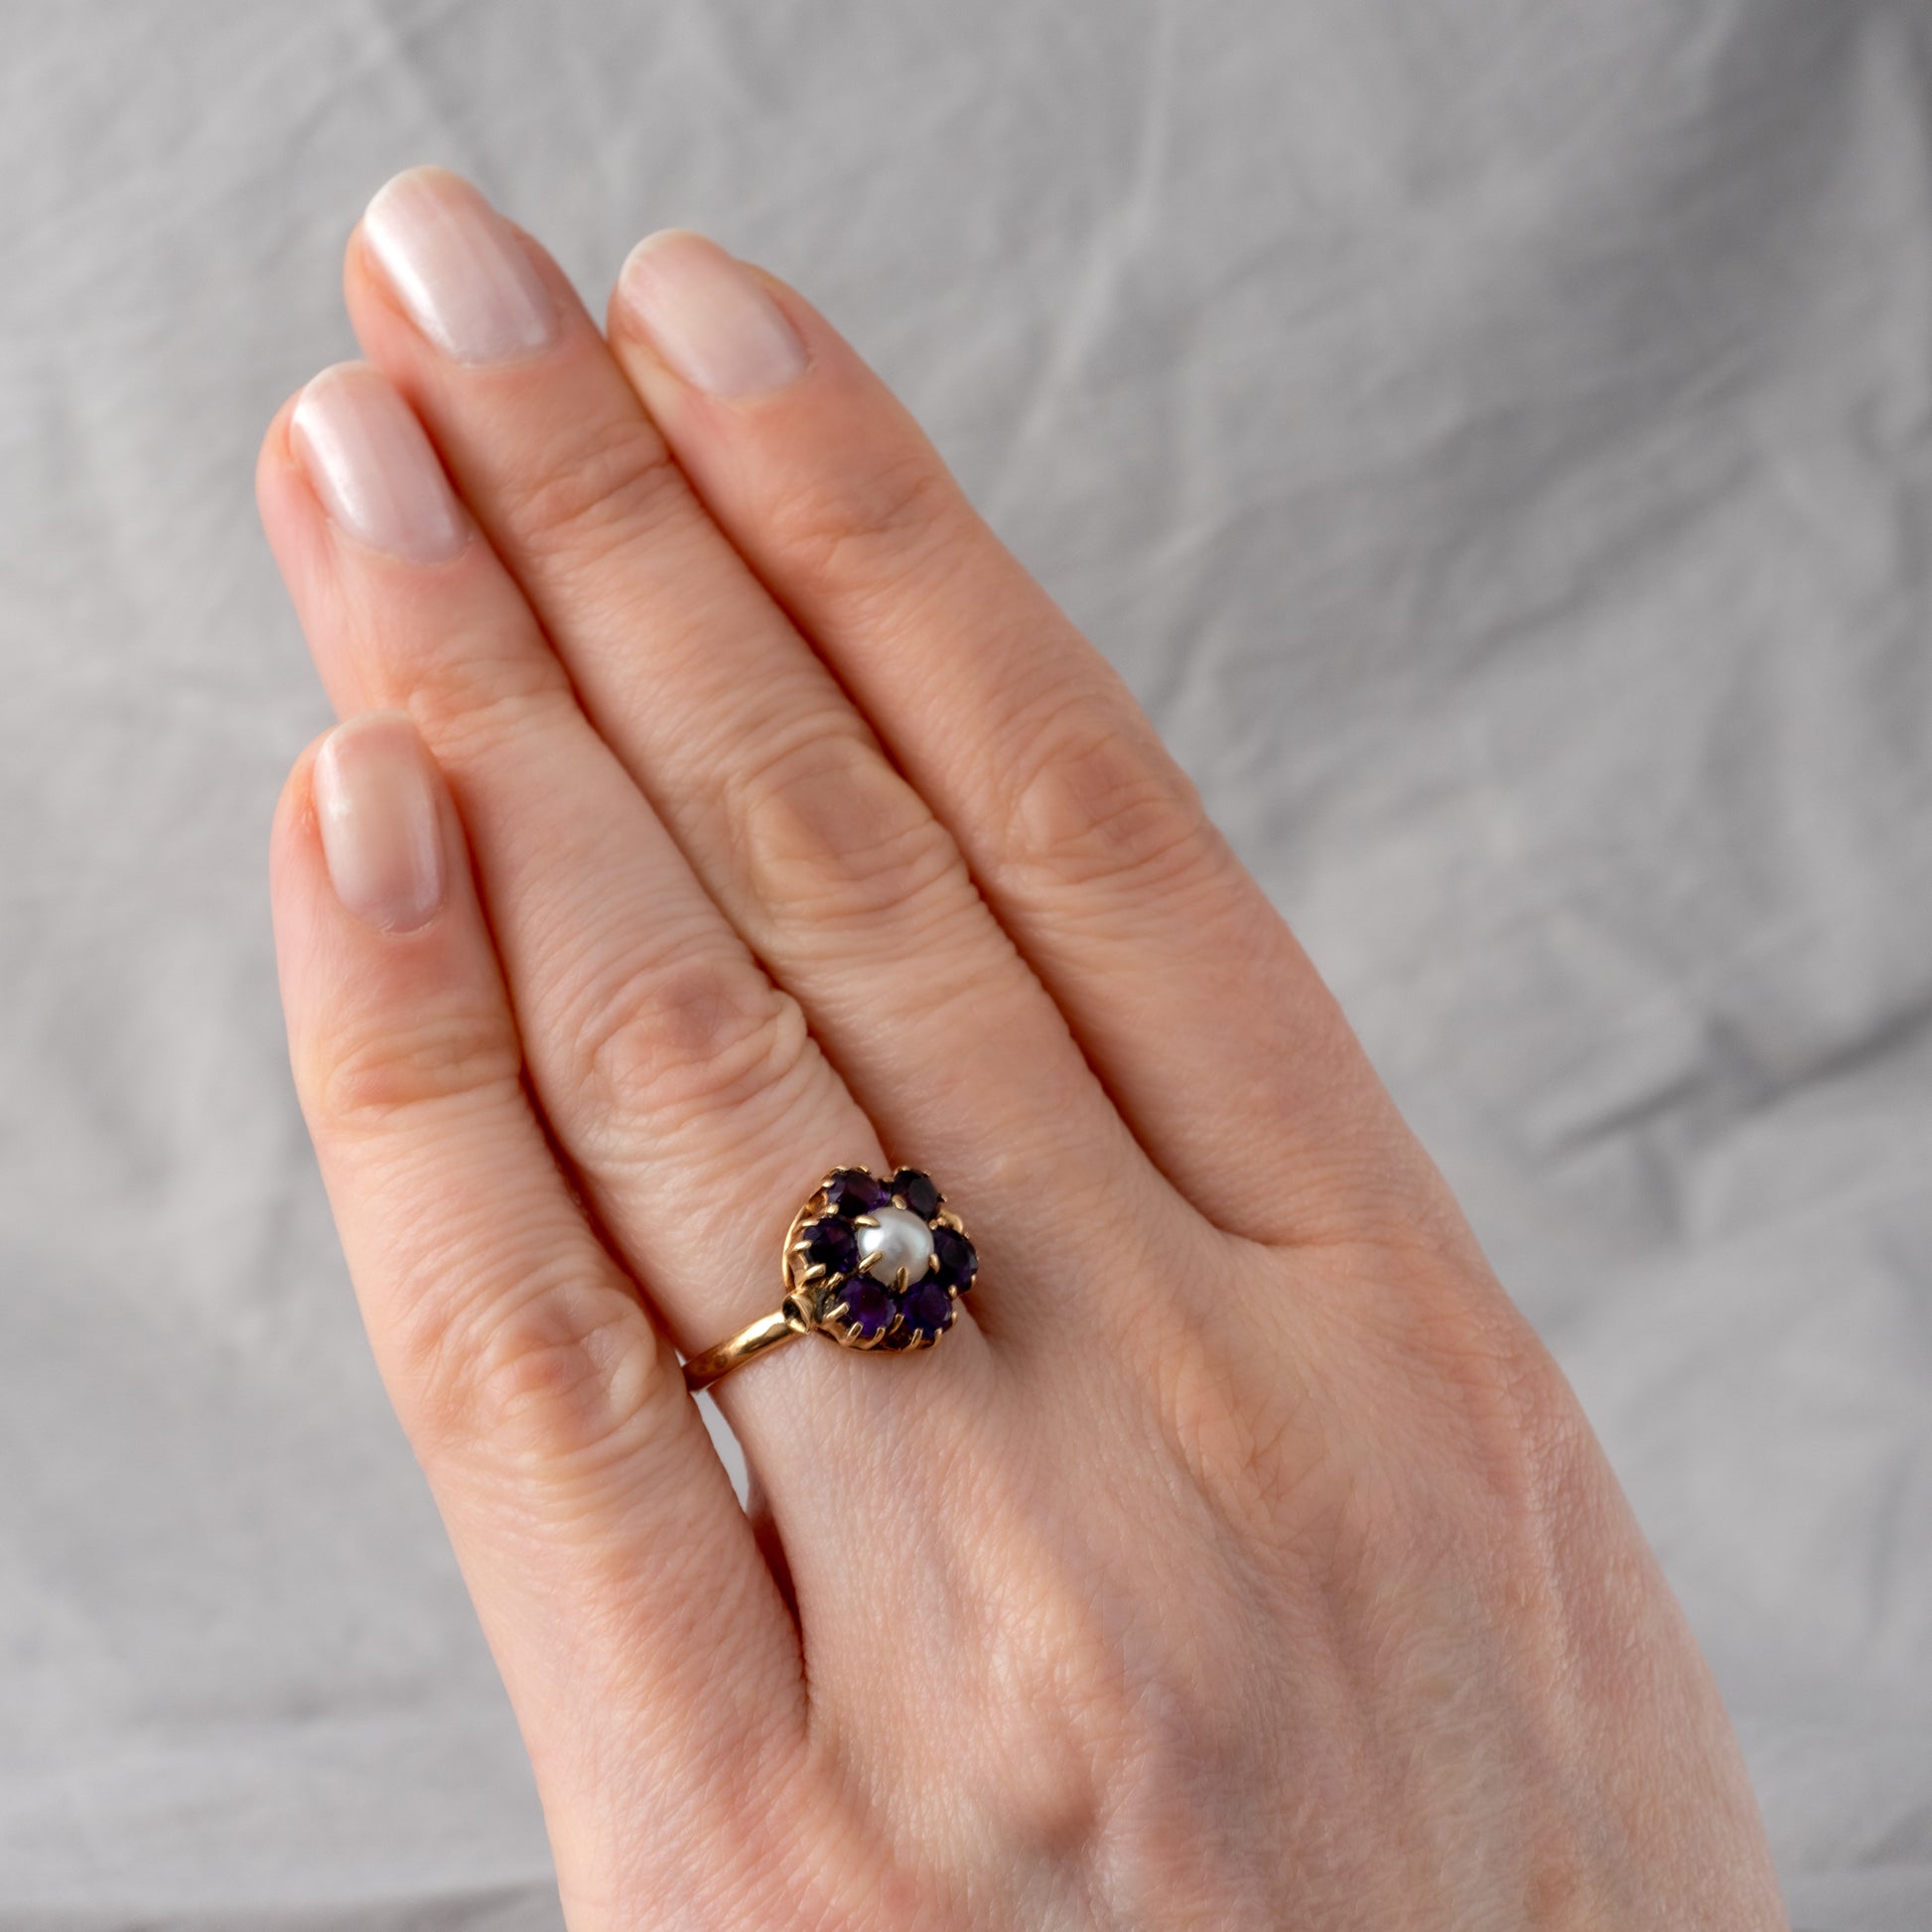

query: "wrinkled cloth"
left=2, top=2, right=1928, bottom=1925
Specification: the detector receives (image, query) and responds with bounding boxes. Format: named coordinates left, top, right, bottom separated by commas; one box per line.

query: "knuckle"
left=1464, top=1320, right=1589, bottom=1504
left=1371, top=1249, right=1591, bottom=1513
left=302, top=1002, right=523, bottom=1135
left=763, top=446, right=957, bottom=594
left=553, top=937, right=818, bottom=1149
left=494, top=414, right=686, bottom=568
left=728, top=721, right=967, bottom=932
left=1148, top=1295, right=1338, bottom=1533
left=998, top=689, right=1218, bottom=895
left=399, top=1260, right=679, bottom=1484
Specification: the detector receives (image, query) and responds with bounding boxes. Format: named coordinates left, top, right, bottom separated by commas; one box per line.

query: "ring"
left=681, top=1166, right=978, bottom=1393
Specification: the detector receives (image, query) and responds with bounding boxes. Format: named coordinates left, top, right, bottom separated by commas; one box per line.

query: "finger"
left=267, top=712, right=807, bottom=1897
left=258, top=365, right=998, bottom=1565
left=606, top=233, right=1434, bottom=1247
left=341, top=168, right=1147, bottom=1323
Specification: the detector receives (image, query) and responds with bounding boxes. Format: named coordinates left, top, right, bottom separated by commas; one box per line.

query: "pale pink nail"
left=291, top=364, right=469, bottom=564
left=362, top=166, right=560, bottom=365
left=617, top=229, right=808, bottom=398
left=313, top=713, right=448, bottom=932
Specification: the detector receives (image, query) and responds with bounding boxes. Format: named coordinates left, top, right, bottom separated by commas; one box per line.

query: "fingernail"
left=291, top=364, right=469, bottom=564
left=617, top=229, right=808, bottom=398
left=362, top=166, right=559, bottom=365
left=313, top=713, right=448, bottom=932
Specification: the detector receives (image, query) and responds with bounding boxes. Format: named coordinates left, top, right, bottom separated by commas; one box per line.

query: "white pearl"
left=856, top=1206, right=934, bottom=1290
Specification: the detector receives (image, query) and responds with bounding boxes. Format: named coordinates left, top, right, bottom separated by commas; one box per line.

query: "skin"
left=259, top=171, right=1789, bottom=1929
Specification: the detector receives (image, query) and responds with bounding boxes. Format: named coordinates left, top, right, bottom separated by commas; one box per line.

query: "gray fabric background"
left=3, top=1, right=1929, bottom=1925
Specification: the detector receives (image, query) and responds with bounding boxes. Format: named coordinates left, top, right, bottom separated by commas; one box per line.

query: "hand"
left=260, top=167, right=1785, bottom=1929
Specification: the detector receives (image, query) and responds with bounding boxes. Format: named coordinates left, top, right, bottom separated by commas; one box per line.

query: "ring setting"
left=681, top=1166, right=977, bottom=1392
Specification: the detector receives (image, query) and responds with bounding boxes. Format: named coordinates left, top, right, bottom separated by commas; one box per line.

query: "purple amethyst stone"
left=898, top=1280, right=953, bottom=1339
left=800, top=1217, right=858, bottom=1275
left=893, top=1169, right=941, bottom=1220
left=931, top=1225, right=977, bottom=1292
left=824, top=1168, right=888, bottom=1218
left=835, top=1278, right=894, bottom=1341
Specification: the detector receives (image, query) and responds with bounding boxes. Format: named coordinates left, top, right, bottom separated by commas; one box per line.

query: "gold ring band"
left=681, top=1308, right=808, bottom=1393
left=681, top=1165, right=978, bottom=1395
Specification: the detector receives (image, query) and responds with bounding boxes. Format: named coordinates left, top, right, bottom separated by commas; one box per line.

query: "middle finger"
left=343, top=169, right=1145, bottom=1314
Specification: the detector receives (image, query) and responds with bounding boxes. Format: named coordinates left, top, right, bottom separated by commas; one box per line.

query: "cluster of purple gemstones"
left=792, top=1166, right=977, bottom=1350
